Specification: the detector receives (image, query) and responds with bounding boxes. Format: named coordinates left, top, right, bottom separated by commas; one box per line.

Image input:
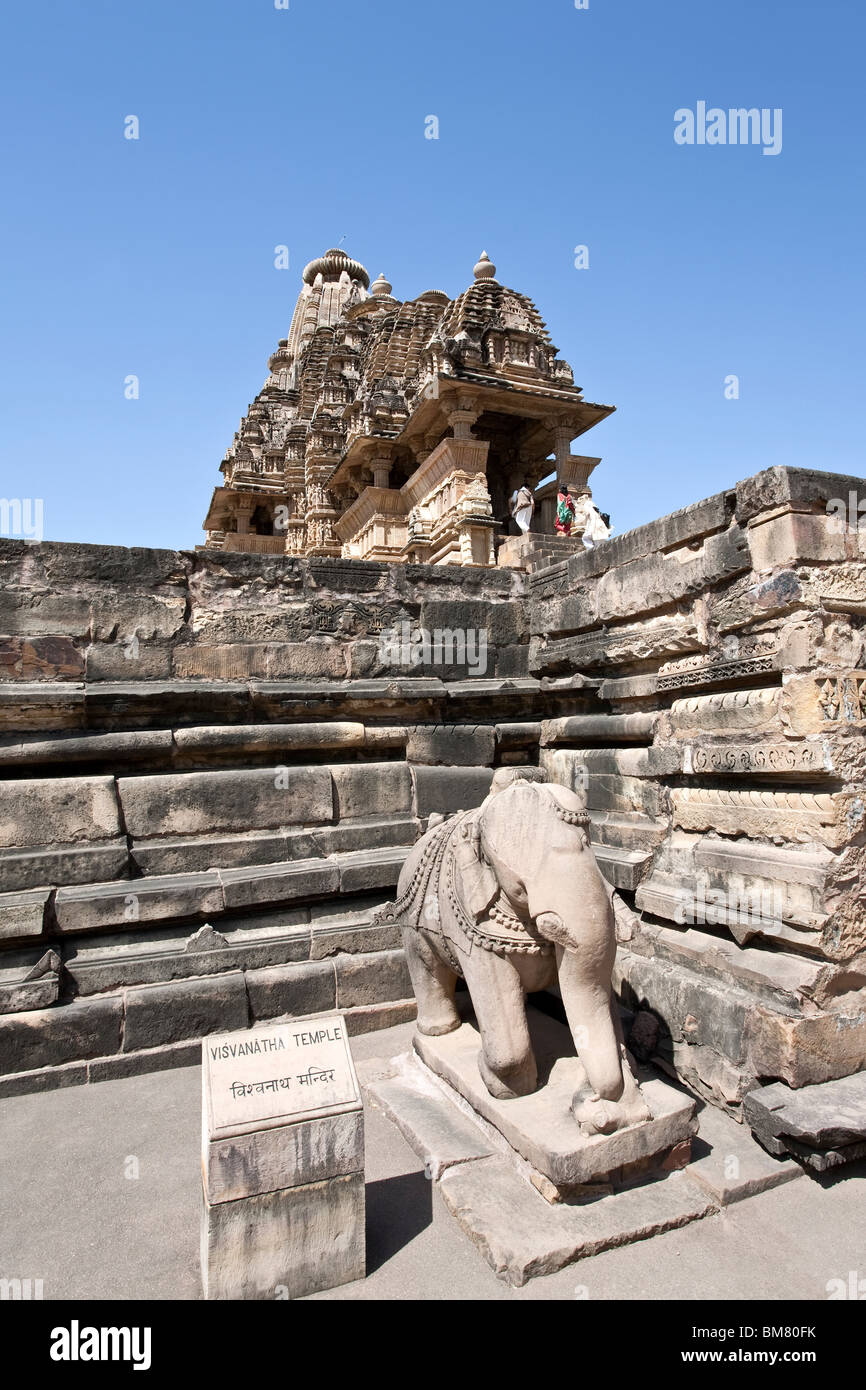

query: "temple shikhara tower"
left=202, top=248, right=614, bottom=565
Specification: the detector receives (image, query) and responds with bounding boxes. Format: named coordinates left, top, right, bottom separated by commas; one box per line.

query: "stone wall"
left=0, top=546, right=595, bottom=1093
left=531, top=466, right=866, bottom=1110
left=1, top=465, right=864, bottom=1114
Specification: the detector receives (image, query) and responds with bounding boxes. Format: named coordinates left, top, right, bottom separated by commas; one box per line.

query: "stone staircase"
left=497, top=532, right=587, bottom=572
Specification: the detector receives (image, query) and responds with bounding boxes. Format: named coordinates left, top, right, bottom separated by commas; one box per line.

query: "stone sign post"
left=201, top=1010, right=365, bottom=1299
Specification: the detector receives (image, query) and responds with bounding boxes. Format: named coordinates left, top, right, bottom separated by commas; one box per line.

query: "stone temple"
left=202, top=247, right=613, bottom=567
left=1, top=245, right=866, bottom=1291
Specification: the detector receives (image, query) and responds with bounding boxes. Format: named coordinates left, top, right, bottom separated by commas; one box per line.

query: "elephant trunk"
left=554, top=943, right=625, bottom=1104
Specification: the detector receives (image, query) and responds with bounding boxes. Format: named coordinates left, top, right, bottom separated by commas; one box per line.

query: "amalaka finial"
left=371, top=272, right=393, bottom=298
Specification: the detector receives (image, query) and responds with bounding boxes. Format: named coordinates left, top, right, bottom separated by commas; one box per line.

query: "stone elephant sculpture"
left=388, top=770, right=650, bottom=1137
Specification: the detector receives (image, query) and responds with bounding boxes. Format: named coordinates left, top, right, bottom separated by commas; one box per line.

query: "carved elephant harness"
left=383, top=804, right=591, bottom=973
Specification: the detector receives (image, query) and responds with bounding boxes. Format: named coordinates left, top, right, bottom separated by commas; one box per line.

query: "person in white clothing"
left=510, top=484, right=535, bottom=535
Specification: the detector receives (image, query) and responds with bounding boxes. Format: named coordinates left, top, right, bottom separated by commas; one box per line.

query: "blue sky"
left=1, top=0, right=863, bottom=549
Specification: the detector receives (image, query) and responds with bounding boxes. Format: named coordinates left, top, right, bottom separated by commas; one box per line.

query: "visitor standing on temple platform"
left=581, top=500, right=612, bottom=549
left=555, top=484, right=576, bottom=535
left=510, top=484, right=535, bottom=534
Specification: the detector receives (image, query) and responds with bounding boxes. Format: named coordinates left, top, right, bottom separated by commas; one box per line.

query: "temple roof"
left=212, top=248, right=611, bottom=503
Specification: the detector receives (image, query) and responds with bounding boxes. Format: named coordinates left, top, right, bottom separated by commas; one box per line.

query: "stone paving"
left=1, top=1020, right=864, bottom=1302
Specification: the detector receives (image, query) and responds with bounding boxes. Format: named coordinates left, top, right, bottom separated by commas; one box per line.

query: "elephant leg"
left=461, top=946, right=537, bottom=1099
left=401, top=926, right=460, bottom=1036
left=556, top=945, right=650, bottom=1135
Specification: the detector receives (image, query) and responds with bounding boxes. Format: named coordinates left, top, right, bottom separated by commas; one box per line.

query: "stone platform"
left=414, top=1012, right=697, bottom=1191
left=363, top=1045, right=711, bottom=1285
left=358, top=1005, right=797, bottom=1285
left=1, top=1018, right=827, bottom=1300
left=2, top=465, right=865, bottom=1117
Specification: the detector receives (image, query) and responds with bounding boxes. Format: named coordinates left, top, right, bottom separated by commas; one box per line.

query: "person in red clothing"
left=555, top=483, right=576, bottom=535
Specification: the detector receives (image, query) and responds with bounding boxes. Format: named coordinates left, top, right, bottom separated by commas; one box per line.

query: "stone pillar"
left=553, top=426, right=573, bottom=478
left=414, top=430, right=443, bottom=467
left=234, top=496, right=254, bottom=535
left=201, top=1012, right=365, bottom=1300
left=371, top=458, right=391, bottom=489
left=448, top=403, right=480, bottom=440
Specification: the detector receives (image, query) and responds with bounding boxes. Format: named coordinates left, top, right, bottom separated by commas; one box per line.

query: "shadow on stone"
left=365, top=1170, right=433, bottom=1273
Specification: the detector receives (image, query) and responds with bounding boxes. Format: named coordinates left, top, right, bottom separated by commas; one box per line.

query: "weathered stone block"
left=0, top=776, right=121, bottom=848
left=123, top=971, right=248, bottom=1051
left=0, top=888, right=50, bottom=939
left=343, top=999, right=417, bottom=1033
left=0, top=996, right=122, bottom=1072
left=334, top=948, right=412, bottom=1009
left=245, top=960, right=336, bottom=1022
left=686, top=1101, right=802, bottom=1205
left=336, top=846, right=407, bottom=893
left=671, top=787, right=860, bottom=848
left=541, top=713, right=656, bottom=745
left=747, top=510, right=846, bottom=572
left=0, top=591, right=93, bottom=637
left=593, top=526, right=750, bottom=624
left=263, top=642, right=350, bottom=679
left=530, top=592, right=598, bottom=637
left=0, top=636, right=85, bottom=681
left=172, top=645, right=265, bottom=680
left=38, top=541, right=189, bottom=588
left=201, top=1173, right=365, bottom=1300
left=494, top=643, right=530, bottom=677
left=567, top=490, right=732, bottom=582
left=734, top=467, right=866, bottom=523
left=670, top=687, right=781, bottom=734
left=711, top=570, right=805, bottom=632
left=365, top=1060, right=497, bottom=1180
left=206, top=1108, right=364, bottom=1206
left=218, top=860, right=339, bottom=909
left=438, top=1156, right=713, bottom=1286
left=54, top=872, right=225, bottom=933
left=85, top=643, right=173, bottom=681
left=329, top=762, right=412, bottom=819
left=406, top=724, right=496, bottom=766
left=173, top=721, right=366, bottom=755
left=419, top=598, right=526, bottom=649
left=0, top=681, right=86, bottom=731
left=89, top=593, right=187, bottom=643
left=533, top=614, right=701, bottom=674
left=744, top=1072, right=866, bottom=1164
left=117, top=767, right=334, bottom=838
left=744, top=1005, right=866, bottom=1089
left=131, top=829, right=303, bottom=878
left=412, top=765, right=494, bottom=816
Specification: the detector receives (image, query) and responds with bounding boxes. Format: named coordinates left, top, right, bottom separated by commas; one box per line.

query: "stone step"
left=53, top=846, right=411, bottom=935
left=0, top=946, right=416, bottom=1096
left=744, top=1072, right=866, bottom=1171
left=594, top=844, right=653, bottom=891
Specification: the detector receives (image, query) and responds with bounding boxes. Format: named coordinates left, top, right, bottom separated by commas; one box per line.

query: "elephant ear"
left=454, top=818, right=499, bottom=919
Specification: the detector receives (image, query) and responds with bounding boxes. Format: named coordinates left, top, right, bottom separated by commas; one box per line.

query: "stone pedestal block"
left=201, top=1011, right=365, bottom=1299
left=201, top=1173, right=365, bottom=1301
left=414, top=1012, right=697, bottom=1190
